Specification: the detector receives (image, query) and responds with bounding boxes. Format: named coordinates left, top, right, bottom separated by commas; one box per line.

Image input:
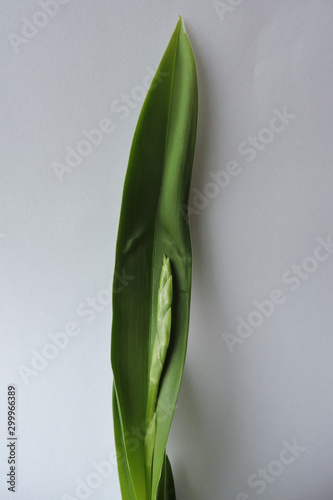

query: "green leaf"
left=156, top=455, right=176, bottom=500
left=144, top=411, right=157, bottom=494
left=112, top=386, right=137, bottom=500
left=111, top=17, right=198, bottom=500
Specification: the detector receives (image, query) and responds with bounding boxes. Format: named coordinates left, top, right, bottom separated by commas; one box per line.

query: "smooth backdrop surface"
left=1, top=1, right=333, bottom=499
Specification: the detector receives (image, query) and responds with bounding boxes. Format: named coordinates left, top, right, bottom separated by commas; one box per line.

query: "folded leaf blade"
left=150, top=19, right=198, bottom=498
left=156, top=454, right=176, bottom=500
left=111, top=18, right=198, bottom=500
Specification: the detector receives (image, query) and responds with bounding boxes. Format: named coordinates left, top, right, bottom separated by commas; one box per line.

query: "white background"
left=1, top=1, right=333, bottom=499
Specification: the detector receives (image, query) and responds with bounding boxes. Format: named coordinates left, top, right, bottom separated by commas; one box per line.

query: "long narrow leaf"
left=111, top=17, right=198, bottom=500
